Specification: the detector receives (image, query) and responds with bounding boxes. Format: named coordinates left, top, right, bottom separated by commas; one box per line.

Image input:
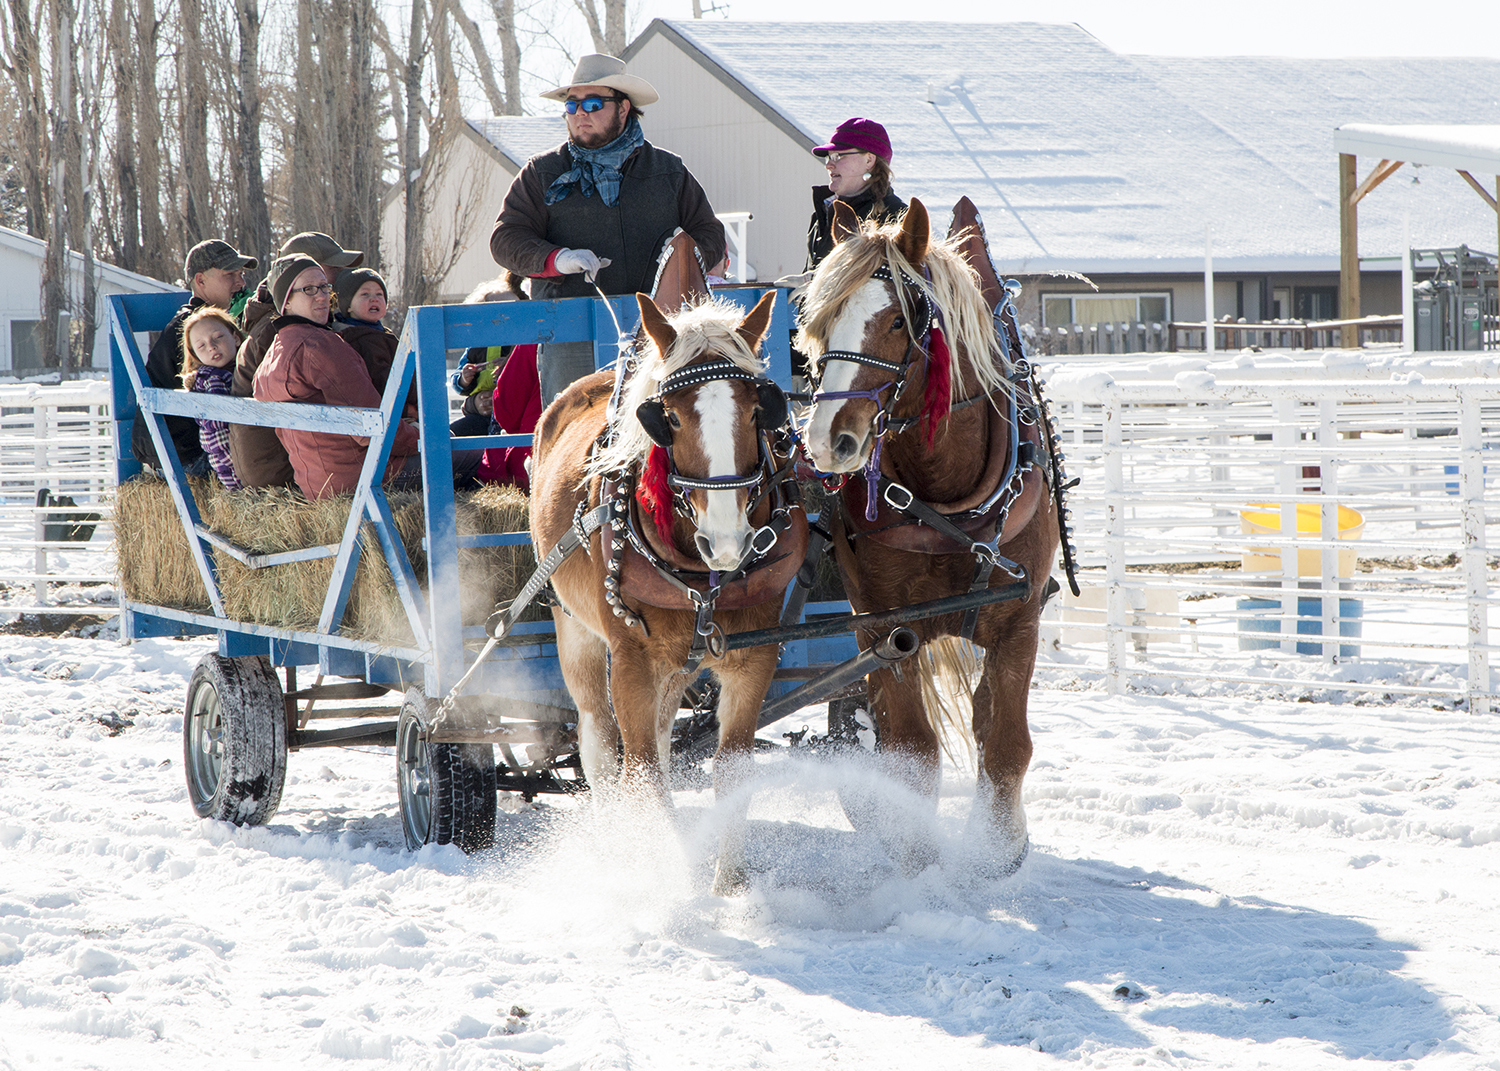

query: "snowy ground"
left=3, top=624, right=1499, bottom=1070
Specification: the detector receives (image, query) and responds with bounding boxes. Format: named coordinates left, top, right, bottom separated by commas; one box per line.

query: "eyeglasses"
left=823, top=150, right=864, bottom=166
left=292, top=283, right=333, bottom=297
left=564, top=94, right=624, bottom=114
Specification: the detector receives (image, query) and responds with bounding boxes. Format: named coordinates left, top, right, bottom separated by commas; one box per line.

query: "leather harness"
left=807, top=260, right=1058, bottom=641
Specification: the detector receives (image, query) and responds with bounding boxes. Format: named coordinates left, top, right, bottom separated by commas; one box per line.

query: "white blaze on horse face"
left=805, top=278, right=890, bottom=473
left=693, top=380, right=753, bottom=571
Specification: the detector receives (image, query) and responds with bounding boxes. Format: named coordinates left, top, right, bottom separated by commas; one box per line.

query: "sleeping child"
left=180, top=307, right=245, bottom=489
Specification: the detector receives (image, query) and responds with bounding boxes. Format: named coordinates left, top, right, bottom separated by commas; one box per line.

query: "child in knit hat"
left=180, top=307, right=246, bottom=489
left=332, top=268, right=410, bottom=415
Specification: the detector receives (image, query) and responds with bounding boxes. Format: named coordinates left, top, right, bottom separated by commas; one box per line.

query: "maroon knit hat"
left=812, top=118, right=892, bottom=163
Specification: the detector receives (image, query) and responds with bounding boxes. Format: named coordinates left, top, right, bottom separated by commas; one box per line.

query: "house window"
left=1294, top=287, right=1337, bottom=322
left=8, top=319, right=42, bottom=373
left=1042, top=292, right=1171, bottom=327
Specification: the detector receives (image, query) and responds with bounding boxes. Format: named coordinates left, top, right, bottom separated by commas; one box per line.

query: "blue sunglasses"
left=564, top=94, right=625, bottom=114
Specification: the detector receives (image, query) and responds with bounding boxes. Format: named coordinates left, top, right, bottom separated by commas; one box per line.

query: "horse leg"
left=554, top=611, right=619, bottom=793
left=707, top=647, right=778, bottom=894
left=602, top=637, right=677, bottom=803
left=865, top=662, right=942, bottom=875
left=969, top=632, right=1037, bottom=874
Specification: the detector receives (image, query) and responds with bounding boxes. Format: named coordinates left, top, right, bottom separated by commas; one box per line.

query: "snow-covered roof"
left=1333, top=124, right=1500, bottom=173
left=0, top=224, right=174, bottom=293
left=636, top=20, right=1500, bottom=273
left=466, top=116, right=568, bottom=168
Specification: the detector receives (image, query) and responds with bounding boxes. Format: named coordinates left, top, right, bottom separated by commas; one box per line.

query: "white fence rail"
left=1041, top=365, right=1498, bottom=712
left=0, top=380, right=117, bottom=615
left=4, top=371, right=1497, bottom=716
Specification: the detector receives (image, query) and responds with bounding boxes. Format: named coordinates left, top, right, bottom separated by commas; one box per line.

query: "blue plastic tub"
left=1237, top=596, right=1363, bottom=657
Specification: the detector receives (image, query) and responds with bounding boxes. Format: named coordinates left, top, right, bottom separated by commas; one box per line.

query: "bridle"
left=809, top=263, right=933, bottom=424
left=805, top=262, right=943, bottom=517
left=636, top=356, right=792, bottom=524
left=621, top=354, right=799, bottom=668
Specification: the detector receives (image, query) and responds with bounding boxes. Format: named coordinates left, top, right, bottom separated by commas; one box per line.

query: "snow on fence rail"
left=0, top=380, right=116, bottom=614
left=1040, top=360, right=1498, bottom=713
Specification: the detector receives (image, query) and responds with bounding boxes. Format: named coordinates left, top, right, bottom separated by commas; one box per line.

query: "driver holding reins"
left=489, top=54, right=728, bottom=407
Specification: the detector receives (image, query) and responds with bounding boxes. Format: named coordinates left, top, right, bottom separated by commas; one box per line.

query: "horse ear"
left=734, top=290, right=777, bottom=352
left=755, top=380, right=788, bottom=432
left=830, top=200, right=862, bottom=245
left=636, top=292, right=677, bottom=357
left=895, top=198, right=930, bottom=266
left=636, top=399, right=674, bottom=448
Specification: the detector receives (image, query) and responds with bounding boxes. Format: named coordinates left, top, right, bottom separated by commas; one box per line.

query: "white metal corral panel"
left=631, top=35, right=826, bottom=281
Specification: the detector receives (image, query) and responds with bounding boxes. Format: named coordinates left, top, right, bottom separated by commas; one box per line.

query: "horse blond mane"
left=795, top=217, right=1012, bottom=402
left=588, top=298, right=767, bottom=478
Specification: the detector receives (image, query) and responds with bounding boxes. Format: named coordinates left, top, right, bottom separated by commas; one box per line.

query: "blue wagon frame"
left=107, top=288, right=860, bottom=745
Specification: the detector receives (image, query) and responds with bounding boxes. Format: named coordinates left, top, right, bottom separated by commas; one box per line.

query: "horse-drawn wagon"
left=108, top=201, right=1075, bottom=881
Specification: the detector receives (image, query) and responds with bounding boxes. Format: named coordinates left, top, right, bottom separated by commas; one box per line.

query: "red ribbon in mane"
left=637, top=445, right=676, bottom=545
left=922, top=325, right=952, bottom=446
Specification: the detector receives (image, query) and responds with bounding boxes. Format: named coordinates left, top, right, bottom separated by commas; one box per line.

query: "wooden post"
left=1339, top=153, right=1360, bottom=349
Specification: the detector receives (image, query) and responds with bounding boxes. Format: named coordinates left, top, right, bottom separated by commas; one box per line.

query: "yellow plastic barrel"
left=1240, top=503, right=1364, bottom=577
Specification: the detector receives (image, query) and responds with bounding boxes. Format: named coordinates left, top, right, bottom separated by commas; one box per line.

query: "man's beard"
left=570, top=109, right=628, bottom=150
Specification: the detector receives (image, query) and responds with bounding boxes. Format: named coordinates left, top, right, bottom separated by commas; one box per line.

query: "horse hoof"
left=973, top=836, right=1030, bottom=881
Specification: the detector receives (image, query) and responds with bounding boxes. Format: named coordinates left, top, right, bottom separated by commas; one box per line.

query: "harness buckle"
left=750, top=524, right=778, bottom=556
left=882, top=481, right=915, bottom=512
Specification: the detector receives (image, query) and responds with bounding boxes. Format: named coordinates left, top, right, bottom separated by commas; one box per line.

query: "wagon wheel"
left=183, top=653, right=287, bottom=826
left=396, top=689, right=497, bottom=853
left=826, top=687, right=877, bottom=750
left=827, top=686, right=886, bottom=834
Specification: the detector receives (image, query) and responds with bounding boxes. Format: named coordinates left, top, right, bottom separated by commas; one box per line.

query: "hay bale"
left=114, top=477, right=534, bottom=646
left=113, top=476, right=212, bottom=612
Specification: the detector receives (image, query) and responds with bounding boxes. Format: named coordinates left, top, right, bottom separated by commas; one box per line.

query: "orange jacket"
left=252, top=319, right=419, bottom=499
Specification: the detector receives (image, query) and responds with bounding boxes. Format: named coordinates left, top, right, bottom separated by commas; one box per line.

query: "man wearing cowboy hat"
left=489, top=53, right=727, bottom=405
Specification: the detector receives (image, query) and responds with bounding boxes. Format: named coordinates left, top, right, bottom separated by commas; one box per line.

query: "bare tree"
left=233, top=0, right=273, bottom=265
left=38, top=0, right=75, bottom=369
left=572, top=0, right=626, bottom=57
left=178, top=0, right=212, bottom=241
left=400, top=0, right=428, bottom=307
left=1, top=0, right=48, bottom=237
left=106, top=0, right=139, bottom=270
left=333, top=0, right=381, bottom=258
left=136, top=0, right=170, bottom=280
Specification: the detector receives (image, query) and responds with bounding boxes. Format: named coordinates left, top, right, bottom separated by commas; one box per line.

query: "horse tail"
left=915, top=635, right=981, bottom=765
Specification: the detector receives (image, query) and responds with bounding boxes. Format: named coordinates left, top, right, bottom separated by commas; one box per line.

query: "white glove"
left=554, top=247, right=612, bottom=282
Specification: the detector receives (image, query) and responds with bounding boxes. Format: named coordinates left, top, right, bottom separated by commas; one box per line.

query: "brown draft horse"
left=529, top=290, right=803, bottom=893
left=797, top=198, right=1060, bottom=875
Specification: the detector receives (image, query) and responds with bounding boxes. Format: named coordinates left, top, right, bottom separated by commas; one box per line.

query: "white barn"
left=0, top=226, right=175, bottom=375
left=396, top=19, right=1500, bottom=333
left=378, top=115, right=566, bottom=304
left=623, top=19, right=1500, bottom=330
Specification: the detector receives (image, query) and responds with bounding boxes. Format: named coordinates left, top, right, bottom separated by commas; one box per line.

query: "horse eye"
left=892, top=315, right=905, bottom=330
left=667, top=410, right=681, bottom=429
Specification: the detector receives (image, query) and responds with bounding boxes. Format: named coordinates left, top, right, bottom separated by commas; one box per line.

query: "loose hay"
left=114, top=477, right=533, bottom=646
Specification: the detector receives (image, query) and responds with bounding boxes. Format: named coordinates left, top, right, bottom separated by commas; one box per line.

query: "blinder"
left=755, top=380, right=788, bottom=434
left=637, top=359, right=788, bottom=447
left=636, top=398, right=674, bottom=448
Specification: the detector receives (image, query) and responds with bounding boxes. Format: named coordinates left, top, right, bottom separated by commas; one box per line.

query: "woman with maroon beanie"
left=806, top=117, right=906, bottom=269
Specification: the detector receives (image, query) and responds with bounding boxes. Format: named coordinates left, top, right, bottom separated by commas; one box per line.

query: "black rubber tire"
left=183, top=653, right=287, bottom=825
left=828, top=688, right=884, bottom=833
left=827, top=689, right=877, bottom=750
left=396, top=689, right=497, bottom=853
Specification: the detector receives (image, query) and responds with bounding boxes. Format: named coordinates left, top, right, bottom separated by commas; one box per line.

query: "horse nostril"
left=695, top=532, right=713, bottom=560
left=832, top=432, right=859, bottom=462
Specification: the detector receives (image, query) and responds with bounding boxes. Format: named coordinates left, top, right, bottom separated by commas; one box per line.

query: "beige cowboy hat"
left=540, top=53, right=660, bottom=108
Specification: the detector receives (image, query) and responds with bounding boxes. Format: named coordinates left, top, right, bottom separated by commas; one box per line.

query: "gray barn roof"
left=466, top=116, right=568, bottom=168
left=633, top=20, right=1500, bottom=273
